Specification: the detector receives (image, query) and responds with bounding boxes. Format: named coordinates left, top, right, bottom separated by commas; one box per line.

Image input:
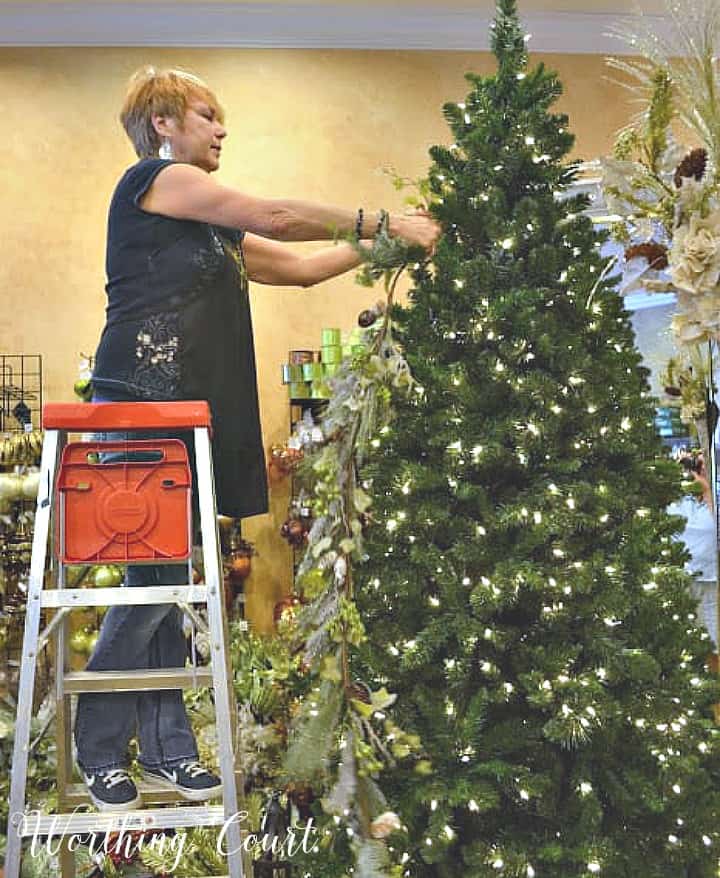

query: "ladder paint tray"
left=56, top=439, right=192, bottom=563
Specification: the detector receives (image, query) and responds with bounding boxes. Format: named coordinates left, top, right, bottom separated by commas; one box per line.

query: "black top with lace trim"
left=92, top=158, right=268, bottom=519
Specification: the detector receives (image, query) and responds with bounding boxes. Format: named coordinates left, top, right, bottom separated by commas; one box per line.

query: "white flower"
left=620, top=259, right=668, bottom=296
left=598, top=158, right=644, bottom=218
left=370, top=811, right=403, bottom=838
left=670, top=210, right=720, bottom=295
left=658, top=136, right=686, bottom=178
left=671, top=312, right=710, bottom=344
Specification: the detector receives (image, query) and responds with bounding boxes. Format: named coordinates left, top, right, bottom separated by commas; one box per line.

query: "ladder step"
left=63, top=770, right=244, bottom=808
left=64, top=778, right=184, bottom=807
left=16, top=805, right=227, bottom=836
left=41, top=585, right=209, bottom=608
left=64, top=667, right=213, bottom=693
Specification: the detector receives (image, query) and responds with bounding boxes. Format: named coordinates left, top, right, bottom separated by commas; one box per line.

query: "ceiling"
left=0, top=0, right=669, bottom=7
left=0, top=1, right=675, bottom=49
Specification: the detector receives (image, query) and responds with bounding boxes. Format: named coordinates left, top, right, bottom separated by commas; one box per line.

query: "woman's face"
left=161, top=97, right=227, bottom=172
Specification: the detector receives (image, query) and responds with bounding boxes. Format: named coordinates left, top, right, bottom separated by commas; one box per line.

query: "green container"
left=281, top=364, right=303, bottom=384
left=321, top=327, right=341, bottom=346
left=321, top=345, right=342, bottom=365
left=324, top=364, right=340, bottom=379
left=289, top=382, right=311, bottom=399
left=311, top=382, right=331, bottom=399
left=302, top=362, right=324, bottom=381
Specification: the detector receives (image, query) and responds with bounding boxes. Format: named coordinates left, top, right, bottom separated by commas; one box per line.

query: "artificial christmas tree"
left=351, top=1, right=720, bottom=875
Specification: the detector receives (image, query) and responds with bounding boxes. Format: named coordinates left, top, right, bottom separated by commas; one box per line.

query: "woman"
left=74, top=66, right=441, bottom=812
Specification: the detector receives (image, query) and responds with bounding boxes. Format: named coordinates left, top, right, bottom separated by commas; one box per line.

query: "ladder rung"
left=64, top=667, right=213, bottom=693
left=64, top=778, right=182, bottom=807
left=41, top=585, right=209, bottom=608
left=63, top=770, right=244, bottom=808
left=16, top=805, right=227, bottom=836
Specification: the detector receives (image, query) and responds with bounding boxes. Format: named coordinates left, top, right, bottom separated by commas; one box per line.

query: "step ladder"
left=5, top=401, right=246, bottom=878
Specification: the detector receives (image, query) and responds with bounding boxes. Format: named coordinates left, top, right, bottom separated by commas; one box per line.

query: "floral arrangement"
left=599, top=0, right=720, bottom=470
left=599, top=0, right=720, bottom=345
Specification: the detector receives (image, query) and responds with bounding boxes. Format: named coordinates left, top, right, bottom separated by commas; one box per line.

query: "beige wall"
left=0, top=48, right=631, bottom=630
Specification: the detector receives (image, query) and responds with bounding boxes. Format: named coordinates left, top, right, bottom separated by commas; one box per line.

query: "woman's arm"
left=140, top=163, right=439, bottom=250
left=242, top=233, right=369, bottom=288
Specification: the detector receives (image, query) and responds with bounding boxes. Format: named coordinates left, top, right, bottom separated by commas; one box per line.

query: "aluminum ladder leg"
left=5, top=410, right=246, bottom=878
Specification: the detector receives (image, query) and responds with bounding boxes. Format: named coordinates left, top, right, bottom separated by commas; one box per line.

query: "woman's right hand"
left=390, top=210, right=442, bottom=256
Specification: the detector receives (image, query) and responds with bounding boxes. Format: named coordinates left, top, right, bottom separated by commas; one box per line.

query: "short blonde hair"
left=120, top=66, right=225, bottom=158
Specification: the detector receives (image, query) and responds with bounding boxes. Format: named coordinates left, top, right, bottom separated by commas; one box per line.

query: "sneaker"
left=82, top=767, right=142, bottom=812
left=141, top=760, right=223, bottom=801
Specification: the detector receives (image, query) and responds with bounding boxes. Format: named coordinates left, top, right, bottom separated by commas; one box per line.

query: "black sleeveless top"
left=92, top=157, right=268, bottom=519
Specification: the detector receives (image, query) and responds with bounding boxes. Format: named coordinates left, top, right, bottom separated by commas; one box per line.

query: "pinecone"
left=624, top=242, right=669, bottom=270
left=347, top=680, right=372, bottom=704
left=674, top=147, right=708, bottom=188
left=286, top=781, right=316, bottom=821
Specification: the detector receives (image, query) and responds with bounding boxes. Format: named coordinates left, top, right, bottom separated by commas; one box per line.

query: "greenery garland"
left=281, top=229, right=431, bottom=876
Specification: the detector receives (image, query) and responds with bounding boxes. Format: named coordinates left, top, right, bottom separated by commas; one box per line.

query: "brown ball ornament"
left=281, top=517, right=307, bottom=548
left=229, top=553, right=252, bottom=582
left=358, top=309, right=377, bottom=328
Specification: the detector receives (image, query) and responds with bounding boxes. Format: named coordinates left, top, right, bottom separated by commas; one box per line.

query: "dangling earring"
left=158, top=137, right=173, bottom=160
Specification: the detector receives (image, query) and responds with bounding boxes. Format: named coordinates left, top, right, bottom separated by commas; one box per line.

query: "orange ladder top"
left=42, top=401, right=212, bottom=434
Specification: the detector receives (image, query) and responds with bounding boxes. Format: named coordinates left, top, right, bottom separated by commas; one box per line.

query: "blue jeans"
left=73, top=398, right=200, bottom=772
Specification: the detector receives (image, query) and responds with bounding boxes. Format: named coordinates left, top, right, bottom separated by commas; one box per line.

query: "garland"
left=281, top=229, right=430, bottom=875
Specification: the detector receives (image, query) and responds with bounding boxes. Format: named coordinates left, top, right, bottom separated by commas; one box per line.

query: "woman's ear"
left=151, top=113, right=176, bottom=138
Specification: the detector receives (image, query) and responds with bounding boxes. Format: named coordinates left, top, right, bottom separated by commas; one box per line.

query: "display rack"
left=0, top=354, right=47, bottom=706
left=0, top=354, right=42, bottom=433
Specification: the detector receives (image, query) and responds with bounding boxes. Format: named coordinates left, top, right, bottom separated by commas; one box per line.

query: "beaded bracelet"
left=376, top=208, right=389, bottom=236
left=355, top=208, right=364, bottom=239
